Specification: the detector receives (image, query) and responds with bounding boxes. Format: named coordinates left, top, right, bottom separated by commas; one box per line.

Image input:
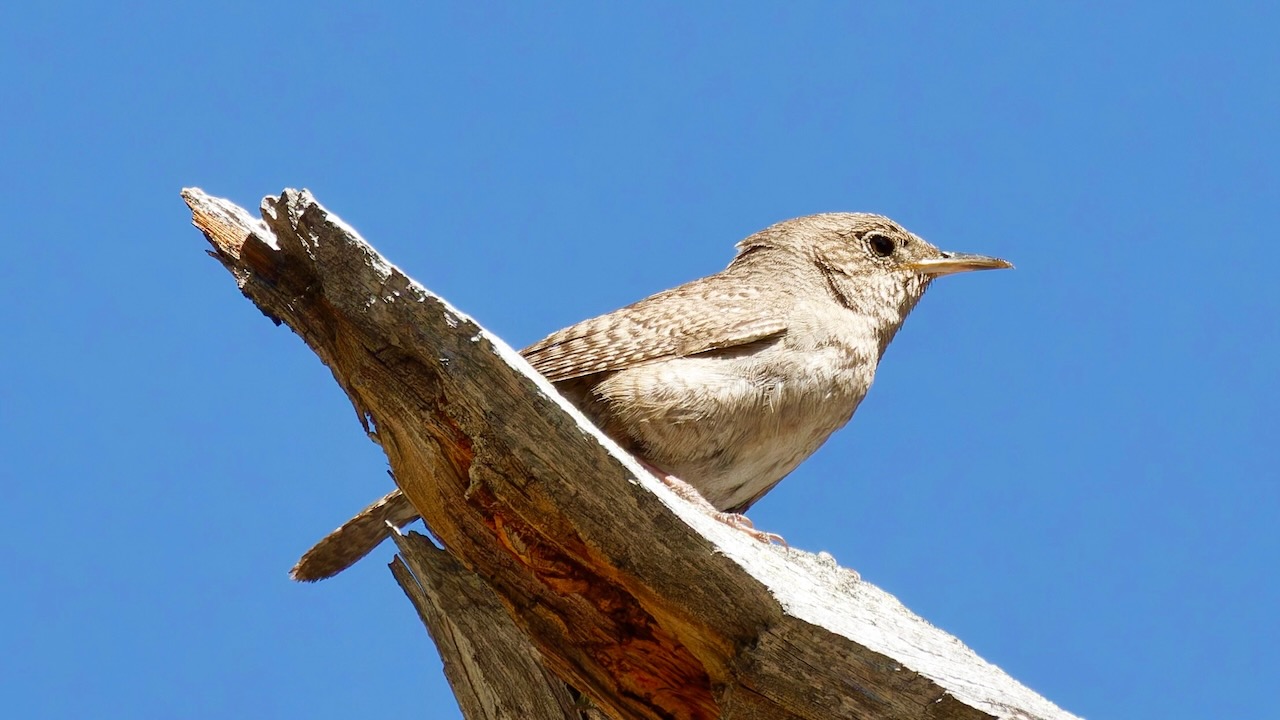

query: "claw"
left=714, top=511, right=786, bottom=546
left=638, top=458, right=785, bottom=545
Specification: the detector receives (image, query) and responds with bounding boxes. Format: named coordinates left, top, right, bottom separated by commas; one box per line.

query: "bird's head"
left=740, top=211, right=1010, bottom=275
left=733, top=212, right=1012, bottom=351
left=736, top=212, right=1011, bottom=306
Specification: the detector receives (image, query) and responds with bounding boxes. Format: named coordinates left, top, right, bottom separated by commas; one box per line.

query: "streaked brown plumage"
left=292, top=213, right=1010, bottom=581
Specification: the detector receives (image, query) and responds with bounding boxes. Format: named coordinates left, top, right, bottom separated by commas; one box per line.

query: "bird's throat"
left=820, top=266, right=931, bottom=360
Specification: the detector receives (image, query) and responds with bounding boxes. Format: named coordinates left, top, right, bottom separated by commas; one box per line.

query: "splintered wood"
left=185, top=187, right=1077, bottom=720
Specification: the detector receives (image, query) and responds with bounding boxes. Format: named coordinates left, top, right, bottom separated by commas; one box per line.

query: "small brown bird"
left=291, top=213, right=1011, bottom=581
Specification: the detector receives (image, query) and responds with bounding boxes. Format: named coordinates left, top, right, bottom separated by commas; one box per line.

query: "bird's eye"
left=868, top=233, right=895, bottom=257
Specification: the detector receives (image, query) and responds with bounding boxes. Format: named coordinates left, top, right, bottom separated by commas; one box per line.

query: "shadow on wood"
left=183, top=188, right=1077, bottom=720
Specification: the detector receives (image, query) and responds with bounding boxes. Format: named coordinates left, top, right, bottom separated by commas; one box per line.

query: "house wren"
left=291, top=213, right=1011, bottom=581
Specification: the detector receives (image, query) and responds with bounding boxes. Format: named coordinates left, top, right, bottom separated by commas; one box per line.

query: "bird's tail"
left=290, top=488, right=420, bottom=582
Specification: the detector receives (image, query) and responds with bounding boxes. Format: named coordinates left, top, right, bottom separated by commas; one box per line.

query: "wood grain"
left=184, top=187, right=1077, bottom=720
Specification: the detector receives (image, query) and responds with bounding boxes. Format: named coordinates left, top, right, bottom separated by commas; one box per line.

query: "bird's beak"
left=906, top=251, right=1013, bottom=276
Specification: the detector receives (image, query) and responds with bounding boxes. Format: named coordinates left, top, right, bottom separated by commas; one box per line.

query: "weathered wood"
left=390, top=530, right=599, bottom=720
left=184, top=187, right=1078, bottom=720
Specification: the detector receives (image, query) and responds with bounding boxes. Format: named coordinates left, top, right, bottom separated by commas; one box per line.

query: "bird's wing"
left=521, top=280, right=787, bottom=383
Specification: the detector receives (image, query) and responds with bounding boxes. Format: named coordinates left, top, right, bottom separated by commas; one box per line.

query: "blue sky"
left=2, top=3, right=1276, bottom=718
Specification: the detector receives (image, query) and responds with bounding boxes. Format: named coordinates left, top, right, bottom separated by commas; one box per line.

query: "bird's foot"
left=712, top=511, right=786, bottom=545
left=639, top=459, right=785, bottom=546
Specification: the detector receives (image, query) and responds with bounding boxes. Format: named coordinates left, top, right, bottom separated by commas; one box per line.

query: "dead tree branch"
left=183, top=187, right=1077, bottom=720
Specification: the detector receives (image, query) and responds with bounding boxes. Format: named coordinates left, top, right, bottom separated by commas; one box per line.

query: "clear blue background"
left=2, top=3, right=1276, bottom=718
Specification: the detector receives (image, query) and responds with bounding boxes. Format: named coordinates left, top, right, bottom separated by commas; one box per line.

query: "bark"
left=390, top=531, right=606, bottom=720
left=183, top=187, right=1078, bottom=720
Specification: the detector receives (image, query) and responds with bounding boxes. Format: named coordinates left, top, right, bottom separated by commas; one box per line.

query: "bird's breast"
left=582, top=342, right=876, bottom=511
